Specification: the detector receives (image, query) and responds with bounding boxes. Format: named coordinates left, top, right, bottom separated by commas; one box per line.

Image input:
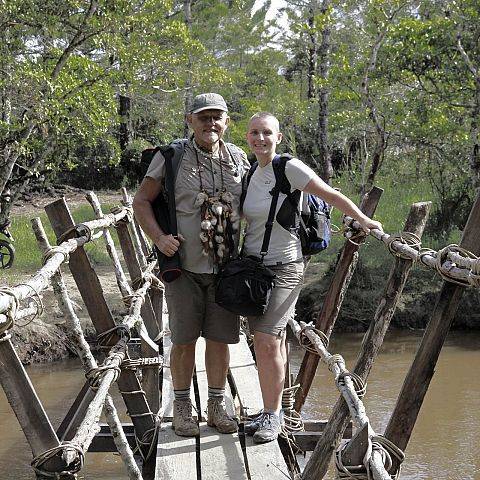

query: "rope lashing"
left=280, top=384, right=304, bottom=444
left=299, top=323, right=329, bottom=354
left=432, top=244, right=479, bottom=287
left=134, top=415, right=161, bottom=461
left=0, top=286, right=20, bottom=335
left=327, top=353, right=345, bottom=373
left=85, top=351, right=124, bottom=390
left=31, top=442, right=84, bottom=478
left=96, top=324, right=131, bottom=348
left=335, top=434, right=405, bottom=480
left=111, top=205, right=134, bottom=224
left=385, top=232, right=421, bottom=260
left=122, top=356, right=164, bottom=370
left=132, top=272, right=163, bottom=292
left=57, top=222, right=93, bottom=245
left=342, top=216, right=367, bottom=246
left=13, top=283, right=44, bottom=327
left=42, top=244, right=70, bottom=265
left=337, top=372, right=367, bottom=399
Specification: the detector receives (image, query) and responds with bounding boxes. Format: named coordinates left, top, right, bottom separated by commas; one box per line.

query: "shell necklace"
left=193, top=145, right=239, bottom=263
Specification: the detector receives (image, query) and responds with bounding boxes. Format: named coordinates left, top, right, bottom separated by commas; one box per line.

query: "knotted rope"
left=431, top=244, right=480, bottom=287
left=385, top=232, right=421, bottom=260
left=299, top=323, right=329, bottom=353
left=337, top=372, right=367, bottom=399
left=31, top=442, right=84, bottom=478
left=280, top=383, right=304, bottom=460
left=0, top=286, right=20, bottom=335
left=13, top=283, right=44, bottom=327
left=335, top=434, right=405, bottom=479
left=96, top=325, right=131, bottom=349
left=42, top=244, right=71, bottom=265
left=85, top=351, right=124, bottom=390
left=57, top=223, right=93, bottom=245
left=111, top=205, right=134, bottom=224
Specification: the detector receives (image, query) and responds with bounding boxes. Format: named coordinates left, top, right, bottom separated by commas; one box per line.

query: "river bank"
left=3, top=188, right=479, bottom=365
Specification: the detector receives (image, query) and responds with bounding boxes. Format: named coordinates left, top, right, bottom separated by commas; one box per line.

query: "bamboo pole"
left=294, top=186, right=384, bottom=412
left=0, top=206, right=130, bottom=314
left=384, top=191, right=480, bottom=459
left=86, top=191, right=133, bottom=299
left=120, top=188, right=152, bottom=259
left=302, top=201, right=431, bottom=479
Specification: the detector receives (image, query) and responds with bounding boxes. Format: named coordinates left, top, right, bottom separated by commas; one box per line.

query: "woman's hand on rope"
left=357, top=216, right=383, bottom=235
left=155, top=234, right=181, bottom=257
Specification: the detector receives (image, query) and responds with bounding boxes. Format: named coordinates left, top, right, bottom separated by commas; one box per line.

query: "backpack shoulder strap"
left=158, top=138, right=188, bottom=188
left=157, top=138, right=188, bottom=236
left=272, top=153, right=294, bottom=195
left=240, top=161, right=258, bottom=210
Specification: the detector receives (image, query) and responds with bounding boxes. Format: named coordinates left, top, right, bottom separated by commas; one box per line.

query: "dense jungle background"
left=1, top=0, right=479, bottom=332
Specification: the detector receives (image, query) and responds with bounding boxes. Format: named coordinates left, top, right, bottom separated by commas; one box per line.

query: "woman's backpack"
left=244, top=154, right=331, bottom=256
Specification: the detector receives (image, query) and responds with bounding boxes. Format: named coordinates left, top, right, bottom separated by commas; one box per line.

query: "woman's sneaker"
left=252, top=412, right=282, bottom=444
left=244, top=412, right=265, bottom=435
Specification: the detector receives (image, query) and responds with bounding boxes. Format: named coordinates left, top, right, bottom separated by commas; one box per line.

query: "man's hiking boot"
left=172, top=399, right=199, bottom=437
left=207, top=397, right=238, bottom=434
left=252, top=412, right=281, bottom=444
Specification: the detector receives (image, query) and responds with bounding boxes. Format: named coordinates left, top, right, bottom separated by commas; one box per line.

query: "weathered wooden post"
left=384, top=191, right=480, bottom=463
left=44, top=198, right=156, bottom=458
left=302, top=201, right=431, bottom=479
left=0, top=338, right=68, bottom=478
left=115, top=216, right=161, bottom=415
left=294, top=186, right=383, bottom=412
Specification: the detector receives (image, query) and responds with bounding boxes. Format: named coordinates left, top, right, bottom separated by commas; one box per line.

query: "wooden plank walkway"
left=156, top=333, right=290, bottom=479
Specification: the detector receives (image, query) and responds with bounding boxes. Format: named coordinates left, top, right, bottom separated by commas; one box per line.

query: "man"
left=133, top=93, right=249, bottom=436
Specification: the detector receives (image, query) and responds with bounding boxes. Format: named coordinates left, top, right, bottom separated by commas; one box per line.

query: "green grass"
left=309, top=166, right=461, bottom=268
left=2, top=203, right=118, bottom=284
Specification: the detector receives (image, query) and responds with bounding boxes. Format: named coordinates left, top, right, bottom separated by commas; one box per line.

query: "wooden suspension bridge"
left=0, top=186, right=479, bottom=479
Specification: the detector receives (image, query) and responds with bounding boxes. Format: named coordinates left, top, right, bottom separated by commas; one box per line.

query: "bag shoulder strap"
left=158, top=138, right=188, bottom=237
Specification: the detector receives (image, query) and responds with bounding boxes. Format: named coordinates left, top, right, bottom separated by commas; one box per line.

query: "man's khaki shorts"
left=164, top=270, right=240, bottom=345
left=247, top=259, right=304, bottom=337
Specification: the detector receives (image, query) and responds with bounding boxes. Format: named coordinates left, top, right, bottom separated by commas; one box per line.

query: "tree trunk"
left=307, top=2, right=317, bottom=100
left=317, top=0, right=332, bottom=184
left=469, top=83, right=480, bottom=188
left=183, top=0, right=193, bottom=137
left=118, top=94, right=132, bottom=151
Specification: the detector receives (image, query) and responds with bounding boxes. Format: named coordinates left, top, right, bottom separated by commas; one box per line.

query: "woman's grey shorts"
left=164, top=270, right=240, bottom=345
left=247, top=259, right=304, bottom=337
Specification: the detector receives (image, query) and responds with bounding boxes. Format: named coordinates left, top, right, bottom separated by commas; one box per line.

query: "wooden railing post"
left=0, top=339, right=66, bottom=476
left=384, top=191, right=480, bottom=456
left=294, top=186, right=384, bottom=412
left=44, top=199, right=156, bottom=453
left=115, top=219, right=161, bottom=413
left=302, top=201, right=431, bottom=479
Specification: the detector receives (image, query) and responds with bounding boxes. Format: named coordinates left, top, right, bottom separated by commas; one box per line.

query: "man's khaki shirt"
left=145, top=139, right=249, bottom=274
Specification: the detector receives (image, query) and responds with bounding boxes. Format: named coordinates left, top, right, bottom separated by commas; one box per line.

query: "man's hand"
left=156, top=234, right=181, bottom=257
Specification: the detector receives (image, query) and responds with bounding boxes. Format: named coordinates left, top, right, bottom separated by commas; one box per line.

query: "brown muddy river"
left=0, top=331, right=479, bottom=479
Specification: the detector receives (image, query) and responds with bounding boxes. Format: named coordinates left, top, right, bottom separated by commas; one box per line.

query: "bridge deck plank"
left=156, top=329, right=289, bottom=479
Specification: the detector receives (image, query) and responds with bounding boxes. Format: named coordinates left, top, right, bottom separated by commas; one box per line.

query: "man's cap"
left=190, top=93, right=228, bottom=114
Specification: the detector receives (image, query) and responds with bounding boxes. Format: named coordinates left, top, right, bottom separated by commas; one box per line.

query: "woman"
left=242, top=112, right=383, bottom=444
